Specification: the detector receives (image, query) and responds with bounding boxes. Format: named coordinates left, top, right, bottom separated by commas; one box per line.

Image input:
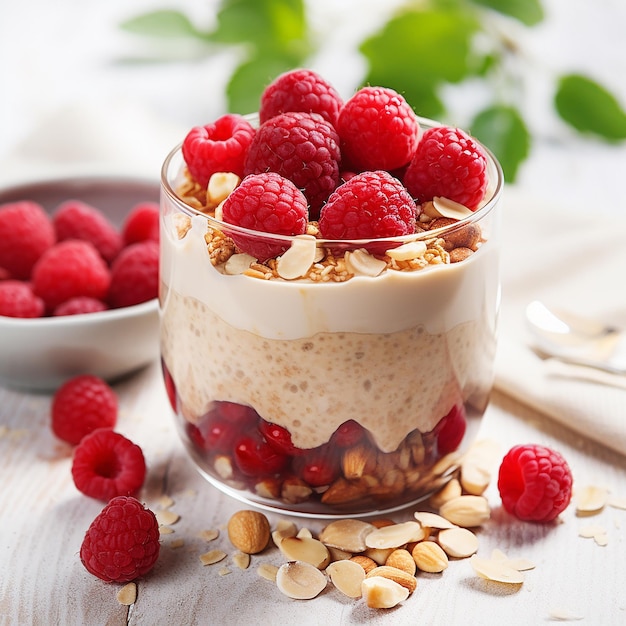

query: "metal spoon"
left=525, top=300, right=626, bottom=375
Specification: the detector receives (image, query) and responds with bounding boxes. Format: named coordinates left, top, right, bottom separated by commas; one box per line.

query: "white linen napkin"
left=496, top=187, right=626, bottom=457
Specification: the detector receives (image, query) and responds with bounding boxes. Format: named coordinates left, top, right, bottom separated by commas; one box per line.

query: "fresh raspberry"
left=0, top=201, right=55, bottom=280
left=497, top=444, right=573, bottom=522
left=294, top=444, right=340, bottom=487
left=258, top=420, right=303, bottom=456
left=259, top=68, right=344, bottom=127
left=404, top=126, right=488, bottom=211
left=233, top=432, right=290, bottom=477
left=318, top=170, right=417, bottom=245
left=331, top=420, right=366, bottom=448
left=79, top=495, right=160, bottom=583
left=182, top=114, right=256, bottom=187
left=121, top=202, right=160, bottom=245
left=53, top=296, right=108, bottom=316
left=108, top=240, right=158, bottom=308
left=32, top=240, right=111, bottom=312
left=221, top=172, right=308, bottom=262
left=337, top=86, right=420, bottom=172
left=243, top=111, right=341, bottom=219
left=72, top=428, right=147, bottom=501
left=0, top=280, right=45, bottom=318
left=51, top=375, right=118, bottom=445
left=435, top=405, right=467, bottom=455
left=53, top=200, right=122, bottom=264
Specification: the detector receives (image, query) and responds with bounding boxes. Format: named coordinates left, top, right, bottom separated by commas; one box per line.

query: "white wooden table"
left=2, top=360, right=625, bottom=625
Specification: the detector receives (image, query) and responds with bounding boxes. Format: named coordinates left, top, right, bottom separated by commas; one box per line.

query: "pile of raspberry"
left=181, top=68, right=490, bottom=261
left=0, top=199, right=160, bottom=318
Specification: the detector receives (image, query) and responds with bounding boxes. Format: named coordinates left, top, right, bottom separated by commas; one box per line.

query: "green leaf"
left=555, top=74, right=626, bottom=141
left=226, top=57, right=295, bottom=114
left=359, top=8, right=482, bottom=118
left=120, top=10, right=203, bottom=39
left=470, top=0, right=544, bottom=26
left=211, top=0, right=309, bottom=56
left=470, top=105, right=530, bottom=182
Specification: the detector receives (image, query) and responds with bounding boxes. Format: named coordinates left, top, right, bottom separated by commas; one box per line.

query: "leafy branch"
left=120, top=0, right=626, bottom=182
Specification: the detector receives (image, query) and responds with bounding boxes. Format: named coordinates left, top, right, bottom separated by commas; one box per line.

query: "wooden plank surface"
left=1, top=361, right=625, bottom=625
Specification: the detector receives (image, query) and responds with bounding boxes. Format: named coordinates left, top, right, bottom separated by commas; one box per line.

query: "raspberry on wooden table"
left=32, top=240, right=111, bottom=312
left=108, top=240, right=158, bottom=308
left=72, top=429, right=147, bottom=501
left=404, top=125, right=489, bottom=211
left=221, top=172, right=309, bottom=262
left=497, top=444, right=573, bottom=522
left=318, top=170, right=417, bottom=241
left=53, top=200, right=122, bottom=264
left=337, top=86, right=420, bottom=172
left=259, top=68, right=344, bottom=127
left=243, top=111, right=341, bottom=219
left=80, top=495, right=160, bottom=583
left=182, top=113, right=256, bottom=188
left=0, top=280, right=45, bottom=318
left=51, top=375, right=118, bottom=445
left=0, top=200, right=55, bottom=280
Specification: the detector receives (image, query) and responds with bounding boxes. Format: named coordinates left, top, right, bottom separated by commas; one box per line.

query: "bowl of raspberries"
left=0, top=175, right=161, bottom=390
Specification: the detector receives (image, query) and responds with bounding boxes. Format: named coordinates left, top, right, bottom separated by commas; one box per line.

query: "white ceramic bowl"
left=0, top=176, right=160, bottom=391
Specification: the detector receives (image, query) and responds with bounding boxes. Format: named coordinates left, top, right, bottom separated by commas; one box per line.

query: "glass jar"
left=160, top=123, right=503, bottom=517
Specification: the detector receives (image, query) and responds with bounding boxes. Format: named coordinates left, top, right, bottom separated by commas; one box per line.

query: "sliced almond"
left=199, top=549, right=227, bottom=566
left=366, top=566, right=417, bottom=595
left=198, top=529, right=219, bottom=542
left=279, top=536, right=331, bottom=569
left=361, top=576, right=409, bottom=609
left=276, top=235, right=317, bottom=280
left=296, top=527, right=313, bottom=539
left=223, top=253, right=256, bottom=276
left=345, top=248, right=387, bottom=277
left=439, top=495, right=490, bottom=528
left=578, top=524, right=606, bottom=539
left=116, top=582, right=137, bottom=606
left=437, top=527, right=478, bottom=558
left=276, top=561, right=327, bottom=600
left=257, top=563, right=279, bottom=582
left=156, top=509, right=180, bottom=526
left=363, top=547, right=395, bottom=566
left=576, top=485, right=608, bottom=514
left=413, top=511, right=456, bottom=530
left=342, top=445, right=371, bottom=479
left=272, top=520, right=298, bottom=548
left=412, top=541, right=449, bottom=573
left=326, top=559, right=365, bottom=598
left=432, top=196, right=473, bottom=219
left=470, top=555, right=524, bottom=584
left=207, top=172, right=239, bottom=206
left=608, top=495, right=626, bottom=510
left=459, top=462, right=492, bottom=496
left=232, top=551, right=251, bottom=570
left=319, top=519, right=375, bottom=553
left=386, top=240, right=427, bottom=261
left=429, top=478, right=462, bottom=509
left=365, top=521, right=425, bottom=549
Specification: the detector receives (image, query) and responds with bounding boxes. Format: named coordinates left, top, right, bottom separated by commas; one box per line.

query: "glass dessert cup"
left=160, top=130, right=503, bottom=518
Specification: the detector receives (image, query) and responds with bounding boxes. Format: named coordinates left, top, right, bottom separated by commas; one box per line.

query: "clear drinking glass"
left=159, top=122, right=503, bottom=517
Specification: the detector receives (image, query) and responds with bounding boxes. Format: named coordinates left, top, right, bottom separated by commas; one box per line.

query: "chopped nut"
left=350, top=555, right=378, bottom=574
left=276, top=561, right=328, bottom=600
left=227, top=510, right=270, bottom=554
left=207, top=172, right=239, bottom=206
left=429, top=478, right=462, bottom=509
left=366, top=566, right=417, bottom=595
left=365, top=521, right=426, bottom=549
left=116, top=582, right=137, bottom=606
left=361, top=576, right=409, bottom=609
left=296, top=527, right=313, bottom=539
left=439, top=495, right=490, bottom=528
left=412, top=541, right=449, bottom=573
left=272, top=520, right=298, bottom=548
left=385, top=549, right=416, bottom=576
left=437, top=527, right=479, bottom=558
left=363, top=547, right=395, bottom=566
left=326, top=559, right=365, bottom=598
left=199, top=549, right=228, bottom=566
left=319, top=519, right=375, bottom=553
left=278, top=536, right=331, bottom=569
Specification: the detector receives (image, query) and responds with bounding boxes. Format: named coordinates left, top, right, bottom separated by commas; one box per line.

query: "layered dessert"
left=160, top=69, right=503, bottom=516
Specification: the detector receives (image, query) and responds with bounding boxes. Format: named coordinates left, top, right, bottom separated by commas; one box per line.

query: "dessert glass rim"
left=160, top=118, right=504, bottom=249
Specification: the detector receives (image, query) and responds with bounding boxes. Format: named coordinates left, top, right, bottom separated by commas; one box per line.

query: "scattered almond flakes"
left=578, top=523, right=608, bottom=545
left=157, top=495, right=175, bottom=509
left=169, top=538, right=185, bottom=549
left=257, top=563, right=279, bottom=582
left=159, top=526, right=174, bottom=536
left=232, top=551, right=251, bottom=570
left=608, top=495, right=626, bottom=510
left=548, top=608, right=584, bottom=621
left=116, top=582, right=137, bottom=606
left=576, top=485, right=608, bottom=514
left=218, top=567, right=232, bottom=577
left=470, top=555, right=524, bottom=584
left=199, top=549, right=228, bottom=566
left=156, top=510, right=180, bottom=526
left=198, top=529, right=220, bottom=542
